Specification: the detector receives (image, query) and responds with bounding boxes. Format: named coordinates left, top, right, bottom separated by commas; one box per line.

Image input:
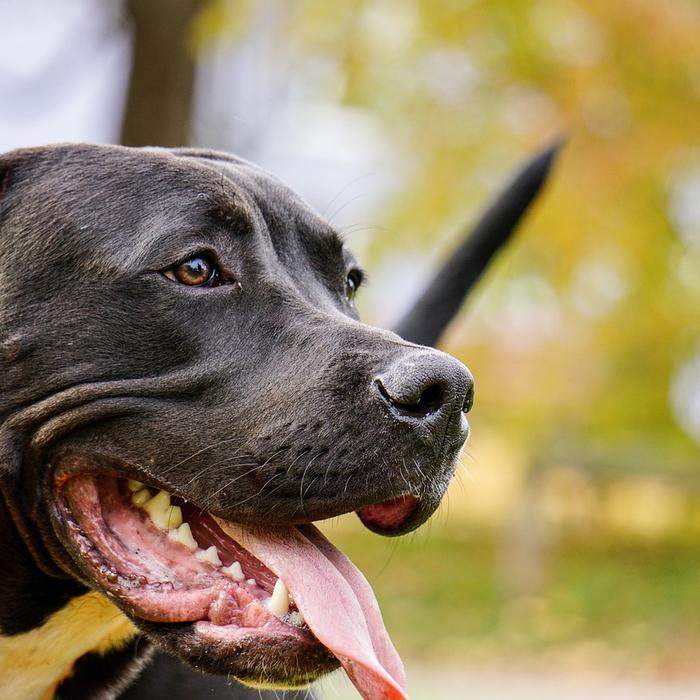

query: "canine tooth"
left=143, top=491, right=178, bottom=529
left=247, top=578, right=256, bottom=586
left=131, top=489, right=151, bottom=506
left=195, top=546, right=222, bottom=566
left=144, top=490, right=170, bottom=509
left=168, top=522, right=198, bottom=550
left=222, top=561, right=245, bottom=581
left=127, top=479, right=144, bottom=492
left=267, top=578, right=290, bottom=616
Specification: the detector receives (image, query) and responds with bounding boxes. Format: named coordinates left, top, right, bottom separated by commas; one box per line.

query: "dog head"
left=0, top=145, right=473, bottom=696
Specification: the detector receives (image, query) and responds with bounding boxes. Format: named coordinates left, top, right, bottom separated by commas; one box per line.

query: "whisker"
left=178, top=457, right=259, bottom=491
left=321, top=172, right=374, bottom=219
left=326, top=192, right=370, bottom=226
left=160, top=436, right=243, bottom=475
left=299, top=452, right=323, bottom=509
left=233, top=473, right=281, bottom=508
left=200, top=463, right=269, bottom=506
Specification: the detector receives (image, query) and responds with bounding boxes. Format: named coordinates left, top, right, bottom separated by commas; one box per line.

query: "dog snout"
left=374, top=349, right=474, bottom=426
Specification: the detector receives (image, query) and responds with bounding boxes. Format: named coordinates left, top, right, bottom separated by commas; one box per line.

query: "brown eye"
left=165, top=256, right=218, bottom=286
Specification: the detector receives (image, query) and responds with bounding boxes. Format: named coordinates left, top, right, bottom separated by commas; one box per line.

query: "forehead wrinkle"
left=306, top=225, right=345, bottom=265
left=188, top=156, right=351, bottom=284
left=108, top=206, right=243, bottom=273
left=133, top=170, right=252, bottom=271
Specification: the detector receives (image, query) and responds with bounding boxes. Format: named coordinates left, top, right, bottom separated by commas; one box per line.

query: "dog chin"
left=136, top=619, right=339, bottom=687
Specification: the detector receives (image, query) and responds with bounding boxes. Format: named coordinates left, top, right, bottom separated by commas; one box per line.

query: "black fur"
left=118, top=652, right=310, bottom=700
left=55, top=639, right=155, bottom=700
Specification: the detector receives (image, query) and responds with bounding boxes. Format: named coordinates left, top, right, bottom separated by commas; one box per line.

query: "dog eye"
left=345, top=269, right=362, bottom=302
left=164, top=255, right=219, bottom=287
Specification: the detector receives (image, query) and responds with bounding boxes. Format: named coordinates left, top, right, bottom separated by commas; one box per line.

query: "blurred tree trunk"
left=121, top=0, right=203, bottom=147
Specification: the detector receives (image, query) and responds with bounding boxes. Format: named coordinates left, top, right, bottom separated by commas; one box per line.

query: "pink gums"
left=61, top=475, right=308, bottom=640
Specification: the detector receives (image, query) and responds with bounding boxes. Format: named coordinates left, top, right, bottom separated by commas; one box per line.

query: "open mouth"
left=54, top=473, right=409, bottom=699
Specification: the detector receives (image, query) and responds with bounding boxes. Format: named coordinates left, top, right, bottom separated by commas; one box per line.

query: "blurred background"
left=2, top=1, right=700, bottom=698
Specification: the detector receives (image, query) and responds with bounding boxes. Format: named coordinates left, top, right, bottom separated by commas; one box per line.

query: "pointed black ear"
left=393, top=139, right=564, bottom=347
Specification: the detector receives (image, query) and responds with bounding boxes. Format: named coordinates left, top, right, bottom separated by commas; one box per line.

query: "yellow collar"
left=0, top=591, right=136, bottom=700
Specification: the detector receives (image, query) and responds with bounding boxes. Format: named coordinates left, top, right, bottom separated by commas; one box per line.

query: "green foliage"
left=198, top=0, right=700, bottom=465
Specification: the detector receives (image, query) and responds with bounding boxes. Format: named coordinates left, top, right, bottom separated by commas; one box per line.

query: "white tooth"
left=143, top=490, right=175, bottom=529
left=127, top=479, right=144, bottom=492
left=131, top=488, right=151, bottom=506
left=222, top=561, right=245, bottom=581
left=168, top=522, right=198, bottom=550
left=266, top=578, right=289, bottom=616
left=247, top=578, right=256, bottom=586
left=195, top=545, right=222, bottom=566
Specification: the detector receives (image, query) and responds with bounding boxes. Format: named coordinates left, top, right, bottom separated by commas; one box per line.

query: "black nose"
left=374, top=349, right=474, bottom=424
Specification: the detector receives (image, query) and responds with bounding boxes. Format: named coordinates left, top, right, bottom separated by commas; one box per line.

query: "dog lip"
left=356, top=494, right=419, bottom=534
left=51, top=452, right=419, bottom=535
left=357, top=410, right=467, bottom=537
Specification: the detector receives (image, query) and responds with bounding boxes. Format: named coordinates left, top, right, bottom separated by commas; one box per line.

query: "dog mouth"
left=55, top=472, right=409, bottom=698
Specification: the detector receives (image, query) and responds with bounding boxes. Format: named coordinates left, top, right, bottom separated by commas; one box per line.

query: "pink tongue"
left=214, top=518, right=408, bottom=700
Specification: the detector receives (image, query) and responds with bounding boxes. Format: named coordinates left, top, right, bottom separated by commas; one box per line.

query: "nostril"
left=409, top=382, right=446, bottom=416
left=376, top=378, right=447, bottom=419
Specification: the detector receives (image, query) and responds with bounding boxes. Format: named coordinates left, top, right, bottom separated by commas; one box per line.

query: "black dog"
left=0, top=139, right=556, bottom=698
left=0, top=142, right=559, bottom=700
